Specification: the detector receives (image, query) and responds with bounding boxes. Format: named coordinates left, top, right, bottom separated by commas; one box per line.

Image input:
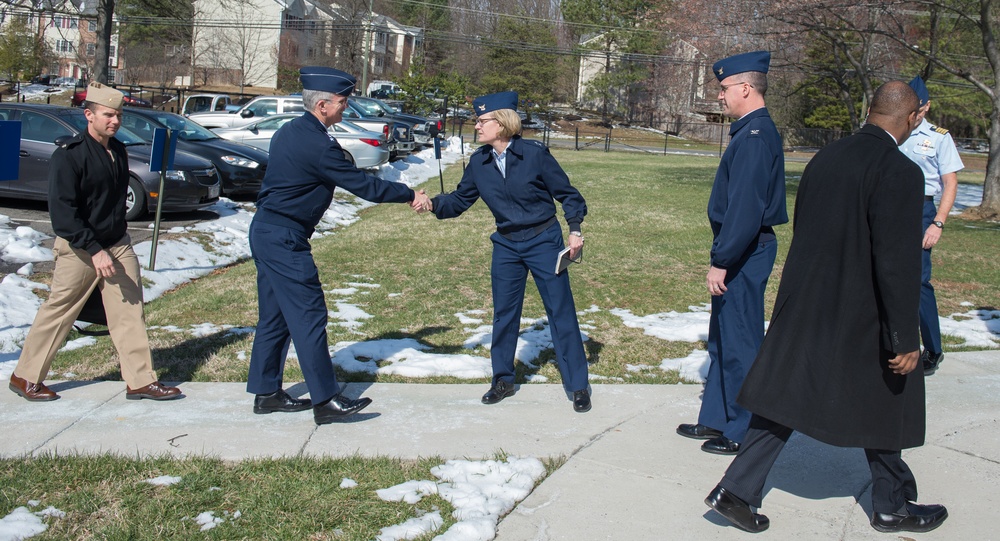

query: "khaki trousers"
left=14, top=235, right=157, bottom=389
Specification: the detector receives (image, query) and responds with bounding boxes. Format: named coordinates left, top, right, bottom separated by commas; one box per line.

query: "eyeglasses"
left=719, top=81, right=753, bottom=93
left=475, top=117, right=498, bottom=126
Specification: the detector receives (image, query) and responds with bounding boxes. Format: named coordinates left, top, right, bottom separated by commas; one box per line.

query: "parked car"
left=70, top=80, right=88, bottom=106
left=70, top=86, right=152, bottom=108
left=0, top=103, right=220, bottom=221
left=212, top=115, right=390, bottom=169
left=341, top=101, right=415, bottom=159
left=186, top=95, right=305, bottom=129
left=120, top=108, right=268, bottom=196
left=181, top=93, right=236, bottom=115
left=348, top=96, right=439, bottom=146
left=30, top=75, right=53, bottom=86
left=52, top=76, right=80, bottom=87
left=121, top=91, right=152, bottom=108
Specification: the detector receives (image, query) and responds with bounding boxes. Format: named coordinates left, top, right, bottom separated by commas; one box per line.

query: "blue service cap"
left=473, top=91, right=518, bottom=115
left=908, top=76, right=929, bottom=106
left=300, top=66, right=356, bottom=97
left=713, top=51, right=770, bottom=81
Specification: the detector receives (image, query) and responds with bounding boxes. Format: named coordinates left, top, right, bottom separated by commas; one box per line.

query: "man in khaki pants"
left=9, top=82, right=182, bottom=402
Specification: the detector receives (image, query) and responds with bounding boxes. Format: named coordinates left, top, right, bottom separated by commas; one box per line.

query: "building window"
left=70, top=18, right=78, bottom=29
left=89, top=20, right=96, bottom=32
left=283, top=13, right=304, bottom=31
left=56, top=40, right=75, bottom=53
left=87, top=43, right=96, bottom=56
left=109, top=45, right=116, bottom=57
left=376, top=32, right=387, bottom=46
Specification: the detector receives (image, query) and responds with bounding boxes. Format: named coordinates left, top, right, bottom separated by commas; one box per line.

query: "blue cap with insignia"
left=473, top=91, right=518, bottom=115
left=908, top=76, right=929, bottom=107
left=300, top=66, right=356, bottom=97
left=713, top=51, right=770, bottom=81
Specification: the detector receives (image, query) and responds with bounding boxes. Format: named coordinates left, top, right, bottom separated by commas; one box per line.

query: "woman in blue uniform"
left=424, top=92, right=591, bottom=412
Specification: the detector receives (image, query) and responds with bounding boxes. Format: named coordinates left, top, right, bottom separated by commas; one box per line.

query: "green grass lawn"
left=46, top=150, right=999, bottom=385
left=4, top=149, right=998, bottom=539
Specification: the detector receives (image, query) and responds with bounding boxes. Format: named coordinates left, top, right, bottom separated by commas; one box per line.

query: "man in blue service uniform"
left=899, top=76, right=964, bottom=375
left=247, top=67, right=430, bottom=425
left=676, top=51, right=788, bottom=455
left=704, top=80, right=947, bottom=535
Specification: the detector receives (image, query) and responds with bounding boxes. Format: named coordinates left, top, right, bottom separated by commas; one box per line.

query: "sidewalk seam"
left=30, top=389, right=121, bottom=456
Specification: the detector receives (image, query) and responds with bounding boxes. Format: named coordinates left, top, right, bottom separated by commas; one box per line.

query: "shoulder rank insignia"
left=931, top=125, right=949, bottom=135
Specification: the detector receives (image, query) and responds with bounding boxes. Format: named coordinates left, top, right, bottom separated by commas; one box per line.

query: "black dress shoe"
left=705, top=485, right=769, bottom=533
left=254, top=389, right=312, bottom=414
left=922, top=350, right=944, bottom=376
left=572, top=389, right=592, bottom=413
left=313, top=394, right=373, bottom=425
left=871, top=502, right=948, bottom=533
left=481, top=380, right=515, bottom=405
left=702, top=435, right=741, bottom=455
left=677, top=423, right=723, bottom=440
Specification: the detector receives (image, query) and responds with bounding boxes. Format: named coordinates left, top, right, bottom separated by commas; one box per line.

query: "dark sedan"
left=0, top=103, right=220, bottom=221
left=120, top=109, right=268, bottom=196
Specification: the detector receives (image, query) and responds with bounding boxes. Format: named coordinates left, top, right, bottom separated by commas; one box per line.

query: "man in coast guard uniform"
left=676, top=51, right=788, bottom=454
left=899, top=76, right=964, bottom=375
left=425, top=91, right=592, bottom=412
left=247, top=67, right=430, bottom=425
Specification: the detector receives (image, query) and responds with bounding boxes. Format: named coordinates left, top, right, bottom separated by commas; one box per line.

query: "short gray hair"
left=302, top=89, right=337, bottom=111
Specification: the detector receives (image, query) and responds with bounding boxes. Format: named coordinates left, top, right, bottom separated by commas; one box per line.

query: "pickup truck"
left=186, top=95, right=305, bottom=129
left=182, top=93, right=235, bottom=115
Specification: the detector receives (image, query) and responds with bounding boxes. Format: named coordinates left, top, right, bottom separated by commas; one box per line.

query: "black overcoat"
left=737, top=124, right=926, bottom=450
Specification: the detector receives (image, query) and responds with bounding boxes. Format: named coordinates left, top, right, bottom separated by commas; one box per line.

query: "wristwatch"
left=570, top=231, right=584, bottom=241
left=932, top=220, right=944, bottom=229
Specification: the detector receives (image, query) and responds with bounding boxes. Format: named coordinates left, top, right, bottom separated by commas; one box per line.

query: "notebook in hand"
left=555, top=246, right=583, bottom=274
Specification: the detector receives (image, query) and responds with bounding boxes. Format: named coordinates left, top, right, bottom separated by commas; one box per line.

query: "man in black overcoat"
left=703, top=81, right=949, bottom=534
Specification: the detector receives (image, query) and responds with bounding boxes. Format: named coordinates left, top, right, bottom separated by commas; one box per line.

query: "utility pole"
left=360, top=0, right=374, bottom=95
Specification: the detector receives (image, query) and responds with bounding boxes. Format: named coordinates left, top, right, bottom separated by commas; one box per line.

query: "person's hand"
left=888, top=350, right=920, bottom=375
left=706, top=265, right=727, bottom=296
left=92, top=250, right=117, bottom=279
left=411, top=190, right=432, bottom=213
left=922, top=224, right=942, bottom=250
left=567, top=232, right=584, bottom=259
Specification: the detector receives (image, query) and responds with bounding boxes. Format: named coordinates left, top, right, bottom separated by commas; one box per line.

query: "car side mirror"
left=241, top=109, right=254, bottom=118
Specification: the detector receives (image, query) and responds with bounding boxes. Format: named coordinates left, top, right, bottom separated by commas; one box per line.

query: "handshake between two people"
left=411, top=189, right=433, bottom=213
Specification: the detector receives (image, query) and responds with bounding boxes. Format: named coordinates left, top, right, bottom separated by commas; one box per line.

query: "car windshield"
left=123, top=112, right=220, bottom=142
left=253, top=115, right=296, bottom=131
left=351, top=100, right=385, bottom=116
left=367, top=98, right=397, bottom=114
left=54, top=108, right=146, bottom=145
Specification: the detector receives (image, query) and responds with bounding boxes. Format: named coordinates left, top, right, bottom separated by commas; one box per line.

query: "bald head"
left=866, top=81, right=921, bottom=145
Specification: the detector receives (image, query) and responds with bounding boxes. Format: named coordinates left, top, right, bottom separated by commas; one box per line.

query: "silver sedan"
left=212, top=115, right=390, bottom=169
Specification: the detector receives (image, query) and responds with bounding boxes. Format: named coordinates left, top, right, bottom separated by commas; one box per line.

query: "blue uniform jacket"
left=708, top=108, right=788, bottom=269
left=256, top=112, right=414, bottom=232
left=431, top=136, right=586, bottom=232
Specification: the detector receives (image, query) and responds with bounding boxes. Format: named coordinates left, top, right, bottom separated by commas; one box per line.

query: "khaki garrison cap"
left=85, top=82, right=124, bottom=110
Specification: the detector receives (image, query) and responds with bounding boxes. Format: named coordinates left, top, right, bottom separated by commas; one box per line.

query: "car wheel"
left=342, top=150, right=355, bottom=167
left=125, top=177, right=147, bottom=221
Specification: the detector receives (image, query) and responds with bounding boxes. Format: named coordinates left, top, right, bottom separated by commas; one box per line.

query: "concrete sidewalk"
left=3, top=350, right=998, bottom=540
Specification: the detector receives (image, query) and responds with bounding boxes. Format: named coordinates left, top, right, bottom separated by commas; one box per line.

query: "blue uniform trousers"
left=919, top=200, right=942, bottom=354
left=489, top=222, right=588, bottom=392
left=699, top=237, right=777, bottom=444
left=246, top=219, right=341, bottom=404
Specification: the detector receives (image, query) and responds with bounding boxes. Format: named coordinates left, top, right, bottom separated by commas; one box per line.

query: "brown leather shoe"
left=126, top=381, right=183, bottom=401
left=9, top=374, right=60, bottom=401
